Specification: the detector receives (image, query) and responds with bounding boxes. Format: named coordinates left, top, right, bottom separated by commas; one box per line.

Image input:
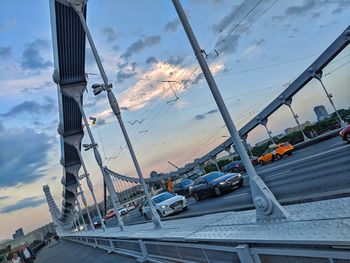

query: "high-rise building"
left=12, top=228, right=24, bottom=239
left=314, top=105, right=329, bottom=122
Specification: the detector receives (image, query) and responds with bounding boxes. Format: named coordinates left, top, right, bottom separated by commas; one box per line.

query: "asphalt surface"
left=35, top=240, right=137, bottom=263
left=105, top=136, right=350, bottom=226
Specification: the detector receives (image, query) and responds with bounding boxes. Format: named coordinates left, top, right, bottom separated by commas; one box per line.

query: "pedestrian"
left=167, top=178, right=173, bottom=193
left=19, top=246, right=35, bottom=263
left=11, top=253, right=23, bottom=263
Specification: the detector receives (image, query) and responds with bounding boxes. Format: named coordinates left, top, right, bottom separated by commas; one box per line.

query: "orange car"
left=258, top=142, right=294, bottom=165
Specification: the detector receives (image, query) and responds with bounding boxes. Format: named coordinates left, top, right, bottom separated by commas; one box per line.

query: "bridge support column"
left=256, top=117, right=275, bottom=145
left=279, top=96, right=309, bottom=141
left=209, top=156, right=220, bottom=171
left=241, top=135, right=254, bottom=157
left=68, top=0, right=162, bottom=229
left=308, top=69, right=345, bottom=127
left=173, top=0, right=289, bottom=222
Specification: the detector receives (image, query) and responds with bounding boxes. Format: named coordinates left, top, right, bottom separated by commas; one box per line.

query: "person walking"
left=11, top=253, right=23, bottom=263
left=167, top=178, right=173, bottom=193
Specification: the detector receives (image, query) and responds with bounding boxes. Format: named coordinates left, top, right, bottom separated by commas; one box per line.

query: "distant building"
left=4, top=223, right=56, bottom=249
left=12, top=228, right=24, bottom=239
left=314, top=105, right=329, bottom=122
left=284, top=121, right=311, bottom=135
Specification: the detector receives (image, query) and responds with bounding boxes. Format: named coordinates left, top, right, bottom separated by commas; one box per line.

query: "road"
left=35, top=240, right=137, bottom=263
left=106, top=136, right=350, bottom=226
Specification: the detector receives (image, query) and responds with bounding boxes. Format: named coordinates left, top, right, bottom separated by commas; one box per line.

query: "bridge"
left=43, top=0, right=350, bottom=262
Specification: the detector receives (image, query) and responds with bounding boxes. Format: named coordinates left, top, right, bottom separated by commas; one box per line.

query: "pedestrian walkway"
left=35, top=240, right=137, bottom=263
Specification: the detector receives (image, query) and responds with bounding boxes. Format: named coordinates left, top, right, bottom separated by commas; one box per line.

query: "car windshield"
left=181, top=179, right=193, bottom=187
left=223, top=161, right=240, bottom=169
left=280, top=142, right=290, bottom=147
left=203, top=172, right=224, bottom=182
left=152, top=192, right=175, bottom=204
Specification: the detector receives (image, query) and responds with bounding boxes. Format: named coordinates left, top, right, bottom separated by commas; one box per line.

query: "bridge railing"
left=66, top=235, right=350, bottom=263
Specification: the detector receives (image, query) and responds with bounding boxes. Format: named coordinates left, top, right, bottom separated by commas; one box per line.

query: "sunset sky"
left=0, top=0, right=349, bottom=240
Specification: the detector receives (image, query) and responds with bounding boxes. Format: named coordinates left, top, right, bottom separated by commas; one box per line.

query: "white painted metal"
left=172, top=0, right=289, bottom=222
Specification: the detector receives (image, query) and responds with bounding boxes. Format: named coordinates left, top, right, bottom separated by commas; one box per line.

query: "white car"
left=117, top=207, right=128, bottom=216
left=142, top=192, right=188, bottom=219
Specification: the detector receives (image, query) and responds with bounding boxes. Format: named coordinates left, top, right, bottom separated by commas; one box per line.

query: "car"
left=258, top=142, right=294, bottom=165
left=339, top=124, right=350, bottom=142
left=92, top=216, right=105, bottom=228
left=173, top=179, right=194, bottom=197
left=118, top=207, right=128, bottom=216
left=142, top=192, right=188, bottom=219
left=222, top=161, right=245, bottom=173
left=190, top=171, right=243, bottom=201
left=250, top=156, right=259, bottom=165
left=127, top=205, right=136, bottom=212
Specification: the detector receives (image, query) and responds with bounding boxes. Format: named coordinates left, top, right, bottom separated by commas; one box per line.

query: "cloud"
left=0, top=96, right=56, bottom=117
left=116, top=62, right=138, bottom=83
left=101, top=27, right=118, bottom=42
left=0, top=46, right=12, bottom=59
left=0, top=197, right=46, bottom=214
left=121, top=35, right=161, bottom=59
left=329, top=0, right=350, bottom=14
left=284, top=0, right=316, bottom=16
left=21, top=81, right=54, bottom=93
left=145, top=56, right=158, bottom=64
left=21, top=39, right=52, bottom=70
left=214, top=33, right=240, bottom=55
left=206, top=109, right=218, bottom=115
left=239, top=38, right=265, bottom=59
left=0, top=122, right=53, bottom=187
left=194, top=109, right=218, bottom=120
left=211, top=4, right=241, bottom=34
left=166, top=55, right=185, bottom=66
left=164, top=18, right=180, bottom=32
left=194, top=114, right=205, bottom=120
left=97, top=118, right=107, bottom=125
left=118, top=61, right=225, bottom=111
left=0, top=19, right=16, bottom=32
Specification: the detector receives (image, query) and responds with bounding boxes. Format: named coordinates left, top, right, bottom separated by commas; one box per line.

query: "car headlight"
left=160, top=205, right=168, bottom=209
left=219, top=182, right=226, bottom=185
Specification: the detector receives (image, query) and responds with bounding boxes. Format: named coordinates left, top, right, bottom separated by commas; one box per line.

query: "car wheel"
left=259, top=161, right=265, bottom=165
left=288, top=152, right=293, bottom=156
left=214, top=187, right=221, bottom=196
left=275, top=154, right=282, bottom=160
left=346, top=134, right=350, bottom=143
left=193, top=193, right=201, bottom=201
left=182, top=206, right=188, bottom=211
left=143, top=213, right=149, bottom=220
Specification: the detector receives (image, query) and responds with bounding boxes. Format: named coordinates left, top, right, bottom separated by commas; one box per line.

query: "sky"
left=0, top=0, right=349, bottom=240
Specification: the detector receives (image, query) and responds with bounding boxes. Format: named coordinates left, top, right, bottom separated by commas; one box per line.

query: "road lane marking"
left=263, top=170, right=291, bottom=180
left=223, top=192, right=249, bottom=200
left=258, top=144, right=350, bottom=174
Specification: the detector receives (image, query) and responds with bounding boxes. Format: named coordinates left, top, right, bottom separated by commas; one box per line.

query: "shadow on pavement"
left=35, top=240, right=137, bottom=263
